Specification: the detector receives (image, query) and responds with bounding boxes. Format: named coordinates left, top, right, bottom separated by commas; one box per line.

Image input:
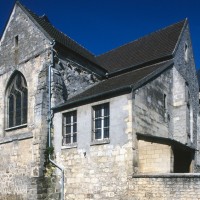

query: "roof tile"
left=96, top=20, right=186, bottom=73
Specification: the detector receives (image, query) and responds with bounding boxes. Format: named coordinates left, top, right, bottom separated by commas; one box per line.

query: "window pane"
left=73, top=133, right=77, bottom=143
left=95, top=118, right=101, bottom=129
left=73, top=123, right=77, bottom=132
left=104, top=128, right=109, bottom=138
left=16, top=92, right=22, bottom=126
left=73, top=112, right=77, bottom=122
left=16, top=75, right=22, bottom=89
left=104, top=117, right=109, bottom=127
left=22, top=89, right=28, bottom=124
left=66, top=125, right=71, bottom=133
left=104, top=104, right=109, bottom=116
left=66, top=134, right=71, bottom=144
left=95, top=107, right=101, bottom=118
left=95, top=129, right=101, bottom=140
left=66, top=115, right=71, bottom=124
left=9, top=95, right=14, bottom=127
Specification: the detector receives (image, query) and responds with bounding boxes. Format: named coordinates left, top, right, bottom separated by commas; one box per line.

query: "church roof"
left=16, top=1, right=186, bottom=75
left=96, top=20, right=186, bottom=73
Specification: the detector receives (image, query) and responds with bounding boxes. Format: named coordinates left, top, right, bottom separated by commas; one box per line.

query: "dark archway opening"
left=173, top=147, right=194, bottom=173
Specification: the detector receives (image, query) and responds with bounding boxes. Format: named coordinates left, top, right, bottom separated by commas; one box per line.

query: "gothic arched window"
left=7, top=72, right=28, bottom=128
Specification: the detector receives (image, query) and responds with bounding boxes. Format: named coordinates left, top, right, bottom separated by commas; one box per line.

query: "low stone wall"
left=129, top=174, right=200, bottom=200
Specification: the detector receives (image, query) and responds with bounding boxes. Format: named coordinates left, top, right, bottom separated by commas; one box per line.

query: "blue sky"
left=0, top=0, right=200, bottom=69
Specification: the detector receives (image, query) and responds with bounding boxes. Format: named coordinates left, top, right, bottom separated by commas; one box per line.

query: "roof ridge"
left=96, top=19, right=187, bottom=58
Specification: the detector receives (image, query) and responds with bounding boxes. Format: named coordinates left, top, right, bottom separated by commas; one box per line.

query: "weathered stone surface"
left=0, top=3, right=200, bottom=200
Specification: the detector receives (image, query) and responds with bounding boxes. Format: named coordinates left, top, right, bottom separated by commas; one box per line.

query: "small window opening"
left=184, top=43, right=189, bottom=62
left=14, top=35, right=19, bottom=48
left=164, top=94, right=167, bottom=110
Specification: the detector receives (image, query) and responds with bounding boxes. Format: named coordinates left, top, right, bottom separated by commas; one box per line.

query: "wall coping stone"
left=133, top=173, right=200, bottom=178
left=0, top=132, right=33, bottom=144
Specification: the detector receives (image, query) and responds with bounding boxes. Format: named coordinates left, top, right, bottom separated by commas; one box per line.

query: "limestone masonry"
left=0, top=2, right=200, bottom=200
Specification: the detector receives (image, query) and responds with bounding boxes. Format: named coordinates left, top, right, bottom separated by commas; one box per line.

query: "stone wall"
left=53, top=94, right=133, bottom=200
left=132, top=68, right=173, bottom=173
left=173, top=24, right=199, bottom=166
left=0, top=136, right=32, bottom=200
left=51, top=54, right=100, bottom=106
left=129, top=174, right=200, bottom=200
left=138, top=140, right=171, bottom=173
left=133, top=68, right=172, bottom=139
left=0, top=4, right=52, bottom=199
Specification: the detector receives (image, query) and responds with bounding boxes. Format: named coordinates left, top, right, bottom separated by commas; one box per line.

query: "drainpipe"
left=48, top=40, right=64, bottom=200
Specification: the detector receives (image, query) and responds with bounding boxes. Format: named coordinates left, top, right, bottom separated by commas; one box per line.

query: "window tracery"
left=7, top=72, right=28, bottom=128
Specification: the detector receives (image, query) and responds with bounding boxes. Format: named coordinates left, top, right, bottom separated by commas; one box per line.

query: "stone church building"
left=0, top=2, right=200, bottom=200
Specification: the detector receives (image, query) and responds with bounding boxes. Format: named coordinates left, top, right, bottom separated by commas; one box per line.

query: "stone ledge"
left=0, top=132, right=33, bottom=144
left=132, top=173, right=200, bottom=178
left=61, top=143, right=77, bottom=149
left=90, top=138, right=110, bottom=146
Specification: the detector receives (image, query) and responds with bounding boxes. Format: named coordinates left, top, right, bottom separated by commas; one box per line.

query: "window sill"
left=61, top=143, right=77, bottom=149
left=5, top=124, right=27, bottom=131
left=0, top=132, right=33, bottom=144
left=90, top=138, right=110, bottom=146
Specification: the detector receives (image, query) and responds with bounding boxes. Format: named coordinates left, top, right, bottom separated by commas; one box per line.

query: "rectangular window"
left=63, top=111, right=77, bottom=145
left=14, top=35, right=19, bottom=48
left=93, top=103, right=109, bottom=140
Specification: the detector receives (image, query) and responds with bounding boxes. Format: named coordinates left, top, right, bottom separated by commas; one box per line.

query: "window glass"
left=93, top=103, right=109, bottom=140
left=63, top=111, right=77, bottom=145
left=7, top=72, right=28, bottom=128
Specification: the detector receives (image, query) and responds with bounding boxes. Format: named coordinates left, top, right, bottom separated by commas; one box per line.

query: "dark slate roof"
left=16, top=1, right=186, bottom=76
left=16, top=2, right=103, bottom=70
left=54, top=60, right=173, bottom=111
left=96, top=20, right=186, bottom=73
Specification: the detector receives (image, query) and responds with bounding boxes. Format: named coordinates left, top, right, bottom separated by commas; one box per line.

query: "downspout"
left=48, top=40, right=64, bottom=200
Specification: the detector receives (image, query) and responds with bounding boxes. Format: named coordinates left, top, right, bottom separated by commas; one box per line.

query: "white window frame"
left=63, top=110, right=77, bottom=145
left=92, top=103, right=109, bottom=141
